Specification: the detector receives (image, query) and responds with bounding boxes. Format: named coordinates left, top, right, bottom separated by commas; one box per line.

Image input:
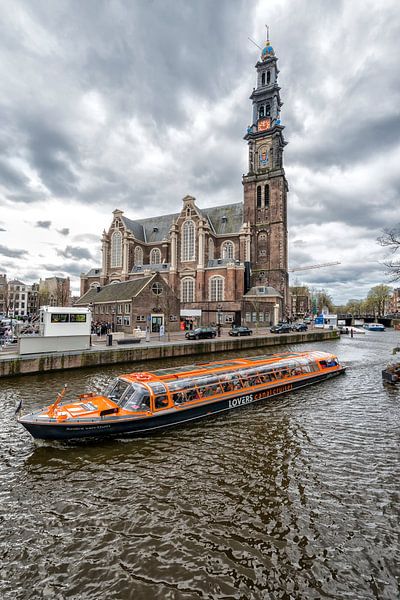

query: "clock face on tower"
left=258, top=118, right=271, bottom=132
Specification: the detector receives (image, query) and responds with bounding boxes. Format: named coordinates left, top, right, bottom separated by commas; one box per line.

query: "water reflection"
left=1, top=332, right=399, bottom=599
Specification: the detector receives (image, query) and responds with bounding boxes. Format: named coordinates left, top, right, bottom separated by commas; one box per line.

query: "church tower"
left=243, top=32, right=289, bottom=310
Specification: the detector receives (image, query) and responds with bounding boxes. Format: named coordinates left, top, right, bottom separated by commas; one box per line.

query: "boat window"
left=274, top=369, right=290, bottom=379
left=104, top=378, right=131, bottom=404
left=122, top=384, right=151, bottom=411
left=172, top=391, right=186, bottom=405
left=219, top=373, right=243, bottom=393
left=148, top=382, right=167, bottom=395
left=155, top=395, right=169, bottom=409
left=243, top=369, right=262, bottom=386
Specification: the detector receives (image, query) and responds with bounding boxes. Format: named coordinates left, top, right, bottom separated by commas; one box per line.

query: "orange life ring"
left=136, top=373, right=152, bottom=381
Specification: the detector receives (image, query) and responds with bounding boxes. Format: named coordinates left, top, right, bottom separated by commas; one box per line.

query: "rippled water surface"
left=1, top=332, right=399, bottom=599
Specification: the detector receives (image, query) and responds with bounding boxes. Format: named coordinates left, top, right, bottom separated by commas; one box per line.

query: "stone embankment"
left=0, top=329, right=339, bottom=378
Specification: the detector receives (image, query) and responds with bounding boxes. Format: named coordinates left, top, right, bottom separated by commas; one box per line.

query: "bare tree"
left=366, top=284, right=392, bottom=317
left=378, top=226, right=400, bottom=281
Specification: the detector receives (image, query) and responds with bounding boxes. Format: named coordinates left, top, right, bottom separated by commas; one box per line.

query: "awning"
left=180, top=309, right=202, bottom=317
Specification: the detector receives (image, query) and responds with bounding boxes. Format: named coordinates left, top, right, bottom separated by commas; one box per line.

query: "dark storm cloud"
left=41, top=261, right=91, bottom=277
left=0, top=227, right=6, bottom=232
left=35, top=221, right=51, bottom=229
left=0, top=0, right=399, bottom=302
left=0, top=244, right=28, bottom=258
left=56, top=246, right=93, bottom=260
left=22, top=117, right=79, bottom=198
left=0, top=158, right=30, bottom=188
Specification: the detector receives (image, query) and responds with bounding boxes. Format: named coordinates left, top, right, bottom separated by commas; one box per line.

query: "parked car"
left=292, top=323, right=308, bottom=332
left=270, top=323, right=292, bottom=334
left=185, top=327, right=216, bottom=340
left=228, top=326, right=253, bottom=337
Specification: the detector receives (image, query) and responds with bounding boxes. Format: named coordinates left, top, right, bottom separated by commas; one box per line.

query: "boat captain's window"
left=122, top=384, right=151, bottom=411
left=104, top=379, right=131, bottom=404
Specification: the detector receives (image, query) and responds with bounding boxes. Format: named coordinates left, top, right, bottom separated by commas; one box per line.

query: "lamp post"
left=111, top=306, right=116, bottom=332
left=217, top=303, right=222, bottom=336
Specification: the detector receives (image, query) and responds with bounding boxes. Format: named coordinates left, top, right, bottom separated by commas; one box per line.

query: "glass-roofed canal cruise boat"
left=18, top=351, right=346, bottom=441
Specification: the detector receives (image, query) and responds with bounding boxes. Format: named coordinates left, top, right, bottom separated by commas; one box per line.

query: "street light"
left=111, top=306, right=116, bottom=332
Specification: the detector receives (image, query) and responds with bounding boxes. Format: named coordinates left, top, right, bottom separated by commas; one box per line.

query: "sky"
left=0, top=0, right=399, bottom=303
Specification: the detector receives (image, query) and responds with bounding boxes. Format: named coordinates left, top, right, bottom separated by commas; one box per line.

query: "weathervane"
left=247, top=24, right=270, bottom=51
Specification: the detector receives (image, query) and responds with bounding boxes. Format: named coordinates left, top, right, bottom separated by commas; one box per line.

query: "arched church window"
left=266, top=103, right=271, bottom=116
left=181, top=277, right=195, bottom=303
left=209, top=237, right=214, bottom=260
left=150, top=248, right=161, bottom=265
left=134, top=246, right=143, bottom=266
left=259, top=106, right=264, bottom=119
left=261, top=72, right=265, bottom=86
left=267, top=70, right=271, bottom=84
left=182, top=220, right=195, bottom=261
left=257, top=186, right=262, bottom=208
left=111, top=231, right=122, bottom=268
left=209, top=276, right=224, bottom=302
left=264, top=184, right=270, bottom=208
left=222, top=241, right=234, bottom=260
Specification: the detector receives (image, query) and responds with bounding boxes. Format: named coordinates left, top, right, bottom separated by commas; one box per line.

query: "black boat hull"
left=19, top=369, right=345, bottom=441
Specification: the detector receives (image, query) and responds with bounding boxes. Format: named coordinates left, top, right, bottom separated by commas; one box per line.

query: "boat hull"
left=19, top=369, right=345, bottom=441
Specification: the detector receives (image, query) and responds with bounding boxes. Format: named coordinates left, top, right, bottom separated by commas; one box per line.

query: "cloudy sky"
left=0, top=0, right=399, bottom=303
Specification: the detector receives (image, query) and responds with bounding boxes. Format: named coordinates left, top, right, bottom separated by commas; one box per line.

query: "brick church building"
left=79, top=36, right=288, bottom=330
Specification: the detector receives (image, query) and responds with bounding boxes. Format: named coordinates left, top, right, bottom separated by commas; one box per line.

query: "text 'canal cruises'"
left=17, top=351, right=346, bottom=441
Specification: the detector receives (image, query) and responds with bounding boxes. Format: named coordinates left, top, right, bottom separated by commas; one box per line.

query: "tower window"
left=256, top=186, right=262, bottom=208
left=265, top=184, right=270, bottom=207
left=266, top=103, right=271, bottom=117
left=259, top=106, right=264, bottom=119
left=261, top=72, right=265, bottom=86
left=267, top=71, right=271, bottom=84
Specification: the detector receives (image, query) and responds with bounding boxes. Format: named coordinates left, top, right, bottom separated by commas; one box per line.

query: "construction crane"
left=288, top=261, right=341, bottom=273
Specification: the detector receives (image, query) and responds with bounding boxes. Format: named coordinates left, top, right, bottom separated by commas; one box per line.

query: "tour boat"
left=18, top=351, right=346, bottom=441
left=364, top=323, right=385, bottom=331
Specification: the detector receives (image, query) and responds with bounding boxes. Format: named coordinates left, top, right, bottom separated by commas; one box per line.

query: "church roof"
left=244, top=285, right=282, bottom=299
left=75, top=276, right=154, bottom=305
left=122, top=202, right=243, bottom=242
left=204, top=203, right=243, bottom=234
left=83, top=268, right=102, bottom=278
left=122, top=214, right=178, bottom=243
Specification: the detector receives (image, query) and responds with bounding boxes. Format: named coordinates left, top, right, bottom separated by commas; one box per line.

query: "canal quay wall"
left=0, top=330, right=339, bottom=379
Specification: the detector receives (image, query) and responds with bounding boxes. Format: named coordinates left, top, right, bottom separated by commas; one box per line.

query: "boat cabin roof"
left=120, top=351, right=336, bottom=385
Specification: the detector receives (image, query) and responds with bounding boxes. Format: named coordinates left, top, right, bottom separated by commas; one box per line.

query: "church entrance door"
left=151, top=314, right=164, bottom=333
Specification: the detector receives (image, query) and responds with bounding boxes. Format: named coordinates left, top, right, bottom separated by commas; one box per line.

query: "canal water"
left=0, top=331, right=399, bottom=599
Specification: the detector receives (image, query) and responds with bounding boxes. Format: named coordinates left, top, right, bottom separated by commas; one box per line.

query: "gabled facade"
left=76, top=273, right=180, bottom=333
left=80, top=35, right=288, bottom=326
